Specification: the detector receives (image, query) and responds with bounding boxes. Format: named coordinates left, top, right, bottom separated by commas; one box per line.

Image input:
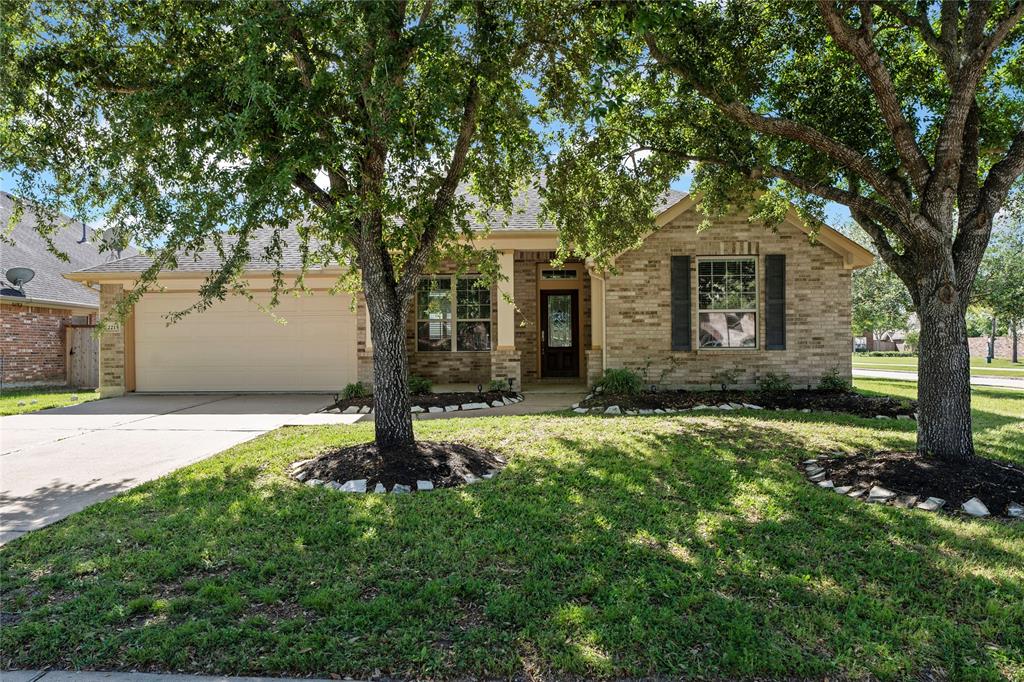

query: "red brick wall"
left=1, top=303, right=73, bottom=384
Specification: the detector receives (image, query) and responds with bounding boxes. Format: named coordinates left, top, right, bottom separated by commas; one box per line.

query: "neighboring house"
left=65, top=188, right=873, bottom=396
left=0, top=192, right=135, bottom=387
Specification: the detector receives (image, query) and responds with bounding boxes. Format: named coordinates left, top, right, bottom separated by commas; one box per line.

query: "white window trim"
left=696, top=256, right=758, bottom=350
left=416, top=275, right=492, bottom=353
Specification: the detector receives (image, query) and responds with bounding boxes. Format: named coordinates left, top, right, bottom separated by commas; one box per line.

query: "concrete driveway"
left=0, top=394, right=357, bottom=544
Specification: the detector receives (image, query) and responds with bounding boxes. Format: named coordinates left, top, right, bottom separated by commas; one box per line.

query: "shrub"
left=710, top=368, right=741, bottom=391
left=486, top=379, right=508, bottom=392
left=758, top=372, right=792, bottom=392
left=595, top=368, right=643, bottom=395
left=408, top=375, right=433, bottom=395
left=817, top=368, right=851, bottom=392
left=903, top=331, right=919, bottom=353
left=341, top=381, right=369, bottom=400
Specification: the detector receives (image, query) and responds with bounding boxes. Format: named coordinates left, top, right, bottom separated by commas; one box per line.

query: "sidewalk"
left=853, top=368, right=1024, bottom=390
left=4, top=673, right=341, bottom=682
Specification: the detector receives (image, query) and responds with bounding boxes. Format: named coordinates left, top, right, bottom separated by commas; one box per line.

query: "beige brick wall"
left=98, top=283, right=126, bottom=397
left=604, top=209, right=853, bottom=389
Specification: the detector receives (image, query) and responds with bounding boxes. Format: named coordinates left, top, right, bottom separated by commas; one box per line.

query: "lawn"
left=0, top=387, right=100, bottom=416
left=852, top=353, right=1024, bottom=378
left=2, top=381, right=1022, bottom=680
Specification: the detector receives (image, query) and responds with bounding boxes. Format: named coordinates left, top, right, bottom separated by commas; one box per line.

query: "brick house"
left=66, top=189, right=872, bottom=396
left=1, top=192, right=134, bottom=387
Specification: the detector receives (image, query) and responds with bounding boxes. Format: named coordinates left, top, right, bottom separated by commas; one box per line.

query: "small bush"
left=817, top=368, right=851, bottom=392
left=596, top=368, right=644, bottom=395
left=408, top=375, right=433, bottom=395
left=486, top=379, right=508, bottom=392
left=341, top=381, right=369, bottom=400
left=711, top=368, right=741, bottom=391
left=758, top=372, right=792, bottom=392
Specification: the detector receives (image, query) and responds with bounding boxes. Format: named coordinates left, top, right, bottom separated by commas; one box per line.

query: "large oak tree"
left=1, top=0, right=543, bottom=450
left=540, top=0, right=1024, bottom=461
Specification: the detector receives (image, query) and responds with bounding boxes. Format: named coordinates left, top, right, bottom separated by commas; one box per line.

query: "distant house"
left=0, top=192, right=133, bottom=387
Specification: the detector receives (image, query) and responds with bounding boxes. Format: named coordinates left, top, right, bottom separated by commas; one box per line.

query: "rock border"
left=289, top=459, right=500, bottom=494
left=800, top=458, right=1024, bottom=520
left=571, top=399, right=918, bottom=421
left=325, top=393, right=524, bottom=416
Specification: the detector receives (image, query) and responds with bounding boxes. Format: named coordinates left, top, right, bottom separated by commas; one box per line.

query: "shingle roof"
left=0, top=192, right=137, bottom=308
left=71, top=183, right=690, bottom=276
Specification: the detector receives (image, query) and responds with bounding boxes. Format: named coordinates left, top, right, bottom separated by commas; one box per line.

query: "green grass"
left=852, top=353, right=1024, bottom=378
left=2, top=384, right=1023, bottom=680
left=0, top=387, right=101, bottom=415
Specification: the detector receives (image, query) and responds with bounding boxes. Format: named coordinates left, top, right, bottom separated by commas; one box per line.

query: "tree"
left=540, top=0, right=1024, bottom=461
left=974, top=221, right=1024, bottom=362
left=847, top=226, right=913, bottom=348
left=0, top=0, right=542, bottom=451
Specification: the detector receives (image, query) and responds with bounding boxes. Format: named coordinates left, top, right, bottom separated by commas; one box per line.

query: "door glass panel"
left=547, top=294, right=573, bottom=348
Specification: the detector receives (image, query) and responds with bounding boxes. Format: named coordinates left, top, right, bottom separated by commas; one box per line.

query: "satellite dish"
left=5, top=267, right=35, bottom=291
left=94, top=227, right=123, bottom=258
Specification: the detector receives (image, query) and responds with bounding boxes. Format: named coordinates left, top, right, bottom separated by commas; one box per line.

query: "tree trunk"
left=865, top=331, right=875, bottom=351
left=915, top=289, right=974, bottom=460
left=1012, top=322, right=1019, bottom=364
left=366, top=296, right=415, bottom=450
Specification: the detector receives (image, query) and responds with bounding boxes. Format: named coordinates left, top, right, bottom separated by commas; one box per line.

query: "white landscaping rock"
left=573, top=407, right=588, bottom=414
left=639, top=409, right=654, bottom=415
left=897, top=414, right=912, bottom=420
left=429, top=406, right=444, bottom=413
left=342, top=406, right=360, bottom=415
left=411, top=406, right=424, bottom=413
left=416, top=480, right=434, bottom=491
left=875, top=415, right=888, bottom=419
left=800, top=408, right=811, bottom=413
left=444, top=405, right=459, bottom=412
left=305, top=479, right=324, bottom=487
left=693, top=405, right=711, bottom=410
left=728, top=403, right=744, bottom=410
left=961, top=497, right=989, bottom=517
left=818, top=480, right=834, bottom=488
left=743, top=404, right=764, bottom=410
left=462, top=402, right=489, bottom=410
left=464, top=473, right=481, bottom=484
left=808, top=471, right=827, bottom=482
left=340, top=479, right=367, bottom=493
left=373, top=483, right=386, bottom=493
left=916, top=497, right=945, bottom=512
left=604, top=405, right=621, bottom=415
left=483, top=469, right=498, bottom=479
left=802, top=458, right=818, bottom=465
left=358, top=406, right=371, bottom=414
left=717, top=404, right=732, bottom=410
left=502, top=396, right=513, bottom=405
left=294, top=470, right=311, bottom=482
left=847, top=488, right=866, bottom=498
left=1006, top=502, right=1023, bottom=518
left=391, top=484, right=412, bottom=494
left=654, top=408, right=665, bottom=414
left=833, top=486, right=852, bottom=495
left=491, top=401, right=504, bottom=408
left=868, top=485, right=896, bottom=502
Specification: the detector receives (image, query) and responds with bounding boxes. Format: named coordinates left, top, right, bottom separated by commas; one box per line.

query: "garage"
left=133, top=290, right=357, bottom=392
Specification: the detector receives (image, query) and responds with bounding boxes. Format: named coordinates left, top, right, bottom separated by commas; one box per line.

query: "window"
left=541, top=268, right=577, bottom=280
left=697, top=258, right=757, bottom=348
left=417, top=276, right=491, bottom=352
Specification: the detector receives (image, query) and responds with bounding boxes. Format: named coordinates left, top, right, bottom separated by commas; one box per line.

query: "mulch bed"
left=325, top=390, right=520, bottom=412
left=810, top=451, right=1024, bottom=518
left=293, top=440, right=505, bottom=490
left=580, top=388, right=916, bottom=418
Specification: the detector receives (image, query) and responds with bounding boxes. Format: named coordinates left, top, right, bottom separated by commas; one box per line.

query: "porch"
left=360, top=250, right=606, bottom=390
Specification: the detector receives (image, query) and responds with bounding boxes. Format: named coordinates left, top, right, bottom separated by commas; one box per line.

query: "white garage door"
left=134, top=291, right=357, bottom=392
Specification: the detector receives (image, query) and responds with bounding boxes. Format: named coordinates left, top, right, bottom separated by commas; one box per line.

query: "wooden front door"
left=540, top=290, right=579, bottom=378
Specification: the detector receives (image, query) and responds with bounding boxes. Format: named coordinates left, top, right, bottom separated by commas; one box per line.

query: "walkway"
left=853, top=368, right=1024, bottom=390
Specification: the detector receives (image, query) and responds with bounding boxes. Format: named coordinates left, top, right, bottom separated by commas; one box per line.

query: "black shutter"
left=765, top=254, right=786, bottom=350
left=671, top=255, right=691, bottom=351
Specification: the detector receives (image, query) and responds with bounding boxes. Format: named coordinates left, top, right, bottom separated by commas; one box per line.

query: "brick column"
left=586, top=269, right=605, bottom=387
left=98, top=283, right=126, bottom=397
left=490, top=250, right=522, bottom=389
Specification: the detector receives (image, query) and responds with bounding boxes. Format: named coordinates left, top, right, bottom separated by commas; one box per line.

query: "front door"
left=540, top=290, right=579, bottom=378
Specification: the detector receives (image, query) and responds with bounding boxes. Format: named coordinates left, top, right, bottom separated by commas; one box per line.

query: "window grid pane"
left=697, top=258, right=757, bottom=349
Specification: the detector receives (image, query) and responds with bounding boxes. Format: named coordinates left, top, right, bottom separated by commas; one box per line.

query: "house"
left=0, top=192, right=134, bottom=387
left=64, top=188, right=873, bottom=396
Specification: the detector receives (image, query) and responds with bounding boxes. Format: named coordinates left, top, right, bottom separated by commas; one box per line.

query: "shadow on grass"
left=1, top=414, right=1021, bottom=680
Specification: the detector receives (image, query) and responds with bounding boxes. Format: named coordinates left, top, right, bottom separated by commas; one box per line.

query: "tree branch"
left=818, top=1, right=931, bottom=192
left=397, top=77, right=481, bottom=299
left=642, top=31, right=912, bottom=216
left=875, top=1, right=953, bottom=70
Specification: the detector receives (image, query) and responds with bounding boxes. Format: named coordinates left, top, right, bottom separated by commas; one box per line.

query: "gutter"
left=0, top=294, right=98, bottom=312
